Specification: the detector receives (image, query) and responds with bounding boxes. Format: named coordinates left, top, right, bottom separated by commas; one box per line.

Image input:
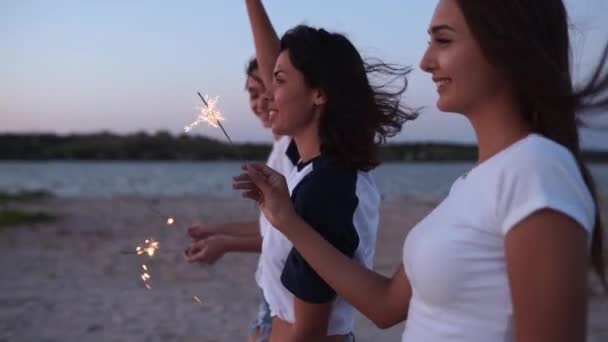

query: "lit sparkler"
left=133, top=239, right=159, bottom=289
left=136, top=239, right=160, bottom=257
left=184, top=94, right=225, bottom=132
left=184, top=92, right=243, bottom=161
left=124, top=238, right=203, bottom=302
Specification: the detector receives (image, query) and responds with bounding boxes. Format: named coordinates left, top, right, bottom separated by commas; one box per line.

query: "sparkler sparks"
left=127, top=238, right=203, bottom=301
left=134, top=240, right=158, bottom=289
left=183, top=92, right=243, bottom=162
left=184, top=95, right=225, bottom=132
left=136, top=239, right=160, bottom=257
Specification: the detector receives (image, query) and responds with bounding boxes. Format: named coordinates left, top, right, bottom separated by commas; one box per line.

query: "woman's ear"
left=312, top=88, right=327, bottom=106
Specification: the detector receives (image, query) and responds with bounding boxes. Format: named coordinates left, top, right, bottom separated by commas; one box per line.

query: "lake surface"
left=1, top=161, right=607, bottom=199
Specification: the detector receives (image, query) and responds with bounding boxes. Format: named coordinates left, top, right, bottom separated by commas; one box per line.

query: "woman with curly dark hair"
left=236, top=1, right=416, bottom=341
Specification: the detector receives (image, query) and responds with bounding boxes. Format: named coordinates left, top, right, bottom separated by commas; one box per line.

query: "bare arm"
left=185, top=234, right=262, bottom=264
left=234, top=163, right=412, bottom=327
left=188, top=221, right=259, bottom=240
left=216, top=221, right=260, bottom=236
left=505, top=209, right=589, bottom=342
left=245, top=0, right=281, bottom=88
left=282, top=214, right=411, bottom=328
left=291, top=298, right=333, bottom=341
left=222, top=234, right=262, bottom=253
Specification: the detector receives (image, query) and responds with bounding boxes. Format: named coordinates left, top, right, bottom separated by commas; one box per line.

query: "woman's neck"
left=293, top=123, right=321, bottom=162
left=468, top=94, right=532, bottom=163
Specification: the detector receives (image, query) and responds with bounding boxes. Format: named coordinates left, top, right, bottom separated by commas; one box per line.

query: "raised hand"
left=232, top=163, right=296, bottom=230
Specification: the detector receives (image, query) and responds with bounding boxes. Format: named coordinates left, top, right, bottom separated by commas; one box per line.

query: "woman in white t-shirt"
left=184, top=58, right=298, bottom=342
left=234, top=0, right=608, bottom=341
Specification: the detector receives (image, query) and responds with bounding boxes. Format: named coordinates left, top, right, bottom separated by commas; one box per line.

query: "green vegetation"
left=0, top=132, right=269, bottom=161
left=0, top=190, right=57, bottom=228
left=0, top=190, right=53, bottom=204
left=0, top=132, right=606, bottom=162
left=0, top=209, right=57, bottom=227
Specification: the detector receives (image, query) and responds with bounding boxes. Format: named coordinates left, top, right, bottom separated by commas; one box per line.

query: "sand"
left=0, top=194, right=606, bottom=341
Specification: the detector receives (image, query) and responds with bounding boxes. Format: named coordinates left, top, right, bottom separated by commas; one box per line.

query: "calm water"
left=1, top=161, right=607, bottom=199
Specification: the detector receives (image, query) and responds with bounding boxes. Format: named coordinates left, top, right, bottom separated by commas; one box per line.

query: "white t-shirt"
left=401, top=134, right=596, bottom=342
left=260, top=136, right=298, bottom=237
left=255, top=136, right=298, bottom=285
left=260, top=155, right=380, bottom=335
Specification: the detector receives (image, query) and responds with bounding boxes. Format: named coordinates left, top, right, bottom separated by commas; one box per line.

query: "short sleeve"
left=266, top=137, right=299, bottom=177
left=496, top=155, right=595, bottom=236
left=280, top=169, right=360, bottom=303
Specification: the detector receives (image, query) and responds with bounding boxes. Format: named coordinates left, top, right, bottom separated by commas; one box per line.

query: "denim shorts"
left=248, top=291, right=272, bottom=342
left=247, top=291, right=356, bottom=342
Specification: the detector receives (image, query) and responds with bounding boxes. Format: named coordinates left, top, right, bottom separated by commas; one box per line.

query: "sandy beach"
left=1, top=194, right=606, bottom=342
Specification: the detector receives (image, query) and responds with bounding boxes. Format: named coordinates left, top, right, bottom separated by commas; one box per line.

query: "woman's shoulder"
left=490, top=134, right=596, bottom=234
left=479, top=134, right=580, bottom=178
left=510, top=134, right=575, bottom=163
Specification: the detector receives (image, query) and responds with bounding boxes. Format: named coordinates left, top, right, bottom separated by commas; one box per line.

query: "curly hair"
left=280, top=25, right=418, bottom=171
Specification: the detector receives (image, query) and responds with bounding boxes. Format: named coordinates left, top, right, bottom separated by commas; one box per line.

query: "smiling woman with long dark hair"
left=236, top=0, right=608, bottom=341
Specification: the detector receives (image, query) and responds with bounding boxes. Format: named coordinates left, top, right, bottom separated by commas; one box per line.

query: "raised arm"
left=245, top=0, right=281, bottom=89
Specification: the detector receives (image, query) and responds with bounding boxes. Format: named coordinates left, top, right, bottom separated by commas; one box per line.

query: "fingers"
left=186, top=248, right=208, bottom=263
left=187, top=226, right=200, bottom=239
left=232, top=181, right=258, bottom=191
left=233, top=171, right=261, bottom=201
left=248, top=163, right=279, bottom=179
left=233, top=172, right=252, bottom=182
left=239, top=163, right=280, bottom=182
left=242, top=190, right=262, bottom=202
left=184, top=241, right=208, bottom=263
left=245, top=164, right=271, bottom=192
left=187, top=225, right=213, bottom=240
left=234, top=163, right=285, bottom=201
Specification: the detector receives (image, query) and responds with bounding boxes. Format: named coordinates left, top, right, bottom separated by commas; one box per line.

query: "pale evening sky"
left=1, top=0, right=607, bottom=148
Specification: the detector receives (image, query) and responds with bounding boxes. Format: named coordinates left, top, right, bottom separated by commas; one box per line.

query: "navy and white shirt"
left=259, top=154, right=380, bottom=335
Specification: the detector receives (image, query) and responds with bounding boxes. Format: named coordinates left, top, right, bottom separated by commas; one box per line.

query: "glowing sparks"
left=136, top=239, right=160, bottom=257
left=193, top=296, right=202, bottom=304
left=166, top=217, right=175, bottom=225
left=140, top=266, right=151, bottom=288
left=185, top=91, right=242, bottom=161
left=135, top=240, right=158, bottom=290
left=184, top=95, right=225, bottom=132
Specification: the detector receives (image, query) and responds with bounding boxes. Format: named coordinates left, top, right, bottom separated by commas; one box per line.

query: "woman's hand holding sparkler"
left=233, top=163, right=298, bottom=232
left=184, top=235, right=229, bottom=264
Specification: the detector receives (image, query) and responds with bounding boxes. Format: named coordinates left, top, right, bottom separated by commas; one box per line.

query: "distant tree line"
left=1, top=132, right=607, bottom=162
left=0, top=132, right=268, bottom=161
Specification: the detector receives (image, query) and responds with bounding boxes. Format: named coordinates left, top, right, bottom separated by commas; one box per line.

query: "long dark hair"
left=455, top=0, right=608, bottom=287
left=279, top=25, right=418, bottom=171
